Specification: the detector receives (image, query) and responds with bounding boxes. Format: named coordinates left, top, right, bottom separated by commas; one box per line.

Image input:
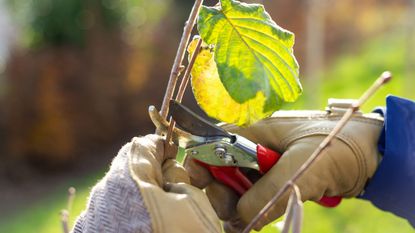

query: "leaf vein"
left=254, top=48, right=296, bottom=99
left=239, top=32, right=298, bottom=78
left=230, top=22, right=294, bottom=56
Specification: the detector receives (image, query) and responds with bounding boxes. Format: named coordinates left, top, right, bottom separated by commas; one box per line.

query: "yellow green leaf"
left=188, top=38, right=272, bottom=126
left=197, top=0, right=302, bottom=113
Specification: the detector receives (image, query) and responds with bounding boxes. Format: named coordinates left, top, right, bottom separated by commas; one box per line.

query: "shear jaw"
left=148, top=105, right=205, bottom=146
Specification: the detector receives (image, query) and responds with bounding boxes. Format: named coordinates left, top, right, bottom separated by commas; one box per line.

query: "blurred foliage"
left=7, top=0, right=169, bottom=47
left=3, top=0, right=173, bottom=166
left=285, top=31, right=415, bottom=112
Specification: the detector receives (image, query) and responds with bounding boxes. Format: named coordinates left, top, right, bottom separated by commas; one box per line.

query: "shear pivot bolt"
left=214, top=147, right=227, bottom=159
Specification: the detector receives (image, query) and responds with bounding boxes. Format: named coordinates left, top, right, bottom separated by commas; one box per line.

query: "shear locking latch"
left=326, top=98, right=362, bottom=116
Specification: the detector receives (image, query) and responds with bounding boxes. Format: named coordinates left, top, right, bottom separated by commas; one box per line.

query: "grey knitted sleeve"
left=71, top=143, right=152, bottom=233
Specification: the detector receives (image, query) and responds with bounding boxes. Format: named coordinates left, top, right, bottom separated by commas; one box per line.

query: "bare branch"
left=159, top=0, right=204, bottom=120
left=166, top=38, right=203, bottom=143
left=60, top=210, right=69, bottom=233
left=67, top=187, right=76, bottom=212
left=292, top=186, right=303, bottom=233
left=281, top=184, right=303, bottom=233
left=243, top=71, right=392, bottom=233
left=175, top=37, right=203, bottom=103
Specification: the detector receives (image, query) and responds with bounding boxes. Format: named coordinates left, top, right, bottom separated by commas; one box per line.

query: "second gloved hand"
left=185, top=109, right=383, bottom=231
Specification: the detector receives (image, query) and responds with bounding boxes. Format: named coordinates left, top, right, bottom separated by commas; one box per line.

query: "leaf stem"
left=159, top=0, right=204, bottom=121
left=242, top=71, right=392, bottom=233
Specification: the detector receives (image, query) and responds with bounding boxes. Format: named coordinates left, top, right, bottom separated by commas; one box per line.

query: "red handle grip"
left=257, top=144, right=282, bottom=173
left=197, top=144, right=342, bottom=207
left=195, top=160, right=252, bottom=195
left=208, top=166, right=252, bottom=195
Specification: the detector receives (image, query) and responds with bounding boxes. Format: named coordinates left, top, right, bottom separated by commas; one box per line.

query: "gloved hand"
left=129, top=134, right=221, bottom=233
left=73, top=134, right=221, bottom=233
left=185, top=110, right=383, bottom=231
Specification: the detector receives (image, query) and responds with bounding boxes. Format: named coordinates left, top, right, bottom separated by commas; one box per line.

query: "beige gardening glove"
left=73, top=134, right=221, bottom=233
left=185, top=108, right=384, bottom=232
left=129, top=134, right=221, bottom=233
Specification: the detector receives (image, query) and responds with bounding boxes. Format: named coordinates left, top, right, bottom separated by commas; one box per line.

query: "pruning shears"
left=149, top=100, right=342, bottom=207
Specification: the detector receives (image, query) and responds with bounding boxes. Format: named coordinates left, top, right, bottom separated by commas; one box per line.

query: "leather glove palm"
left=185, top=110, right=383, bottom=231
left=128, top=134, right=221, bottom=233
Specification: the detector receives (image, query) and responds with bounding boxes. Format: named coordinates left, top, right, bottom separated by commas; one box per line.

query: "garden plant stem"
left=166, top=38, right=203, bottom=143
left=159, top=0, right=204, bottom=121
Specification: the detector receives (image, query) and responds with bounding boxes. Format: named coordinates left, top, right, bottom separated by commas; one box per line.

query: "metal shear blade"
left=169, top=100, right=232, bottom=139
left=169, top=100, right=259, bottom=170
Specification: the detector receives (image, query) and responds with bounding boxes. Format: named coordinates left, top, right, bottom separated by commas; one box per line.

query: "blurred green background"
left=0, top=0, right=414, bottom=232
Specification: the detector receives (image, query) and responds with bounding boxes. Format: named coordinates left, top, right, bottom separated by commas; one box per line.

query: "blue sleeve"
left=359, top=95, right=415, bottom=227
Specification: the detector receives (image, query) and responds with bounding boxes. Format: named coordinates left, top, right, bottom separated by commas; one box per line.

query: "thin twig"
left=175, top=37, right=203, bottom=103
left=60, top=187, right=76, bottom=233
left=61, top=210, right=69, bottom=233
left=281, top=184, right=294, bottom=233
left=242, top=71, right=392, bottom=233
left=281, top=184, right=303, bottom=233
left=159, top=0, right=204, bottom=121
left=292, top=185, right=303, bottom=233
left=166, top=38, right=203, bottom=143
left=67, top=187, right=76, bottom=212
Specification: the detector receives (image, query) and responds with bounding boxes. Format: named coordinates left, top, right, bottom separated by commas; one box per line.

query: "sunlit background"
left=0, top=0, right=414, bottom=232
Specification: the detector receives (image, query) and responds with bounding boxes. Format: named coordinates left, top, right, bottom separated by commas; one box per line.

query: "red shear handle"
left=318, top=196, right=342, bottom=207
left=257, top=144, right=282, bottom=173
left=257, top=144, right=342, bottom=207
left=208, top=166, right=253, bottom=196
left=195, top=160, right=252, bottom=196
left=196, top=144, right=342, bottom=207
